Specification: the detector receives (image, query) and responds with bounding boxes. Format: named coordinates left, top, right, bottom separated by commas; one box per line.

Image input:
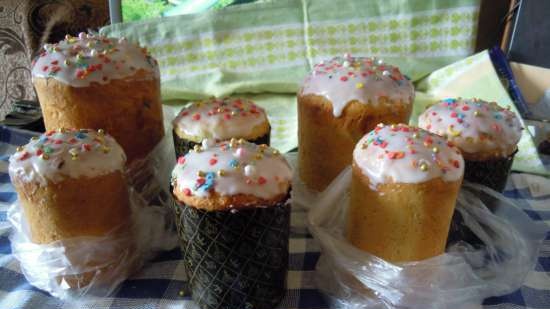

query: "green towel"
left=101, top=0, right=481, bottom=153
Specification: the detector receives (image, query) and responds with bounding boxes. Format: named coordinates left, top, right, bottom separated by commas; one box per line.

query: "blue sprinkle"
left=458, top=113, right=466, bottom=119
left=443, top=98, right=456, bottom=104
left=229, top=159, right=239, bottom=168
left=75, top=132, right=87, bottom=139
left=200, top=172, right=216, bottom=192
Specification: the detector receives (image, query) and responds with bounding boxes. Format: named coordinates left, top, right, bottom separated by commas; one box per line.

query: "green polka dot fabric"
left=101, top=0, right=481, bottom=154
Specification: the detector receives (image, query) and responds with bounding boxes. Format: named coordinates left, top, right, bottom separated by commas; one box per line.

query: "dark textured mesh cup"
left=463, top=150, right=517, bottom=192
left=172, top=192, right=290, bottom=309
left=172, top=129, right=271, bottom=158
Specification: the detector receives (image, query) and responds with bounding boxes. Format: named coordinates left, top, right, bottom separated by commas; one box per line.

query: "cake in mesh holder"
left=172, top=97, right=270, bottom=157
left=347, top=124, right=464, bottom=262
left=8, top=128, right=133, bottom=287
left=171, top=139, right=292, bottom=309
left=298, top=54, right=414, bottom=191
left=32, top=32, right=164, bottom=163
left=419, top=98, right=522, bottom=192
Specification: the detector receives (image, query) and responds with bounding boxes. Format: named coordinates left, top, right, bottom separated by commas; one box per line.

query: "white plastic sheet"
left=300, top=166, right=547, bottom=309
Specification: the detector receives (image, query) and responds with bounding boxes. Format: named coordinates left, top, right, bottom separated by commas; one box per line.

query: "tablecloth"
left=0, top=125, right=549, bottom=309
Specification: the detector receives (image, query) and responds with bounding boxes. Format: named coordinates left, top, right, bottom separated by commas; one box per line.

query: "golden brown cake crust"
left=33, top=70, right=164, bottom=163
left=347, top=162, right=461, bottom=262
left=12, top=171, right=132, bottom=244
left=173, top=184, right=291, bottom=211
left=298, top=93, right=412, bottom=191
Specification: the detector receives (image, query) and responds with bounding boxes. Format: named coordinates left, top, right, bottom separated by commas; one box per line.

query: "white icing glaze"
left=171, top=140, right=292, bottom=199
left=9, top=129, right=126, bottom=185
left=353, top=124, right=464, bottom=186
left=173, top=98, right=268, bottom=140
left=300, top=55, right=414, bottom=117
left=418, top=98, right=522, bottom=156
left=32, top=32, right=159, bottom=87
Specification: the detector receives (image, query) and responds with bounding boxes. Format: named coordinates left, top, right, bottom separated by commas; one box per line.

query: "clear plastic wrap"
left=301, top=166, right=547, bottom=309
left=8, top=118, right=179, bottom=300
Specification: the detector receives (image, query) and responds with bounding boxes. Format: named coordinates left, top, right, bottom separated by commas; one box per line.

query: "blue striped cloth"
left=0, top=125, right=549, bottom=309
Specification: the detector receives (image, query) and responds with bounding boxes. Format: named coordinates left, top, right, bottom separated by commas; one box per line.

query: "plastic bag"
left=7, top=117, right=179, bottom=300
left=8, top=186, right=177, bottom=299
left=301, top=166, right=547, bottom=309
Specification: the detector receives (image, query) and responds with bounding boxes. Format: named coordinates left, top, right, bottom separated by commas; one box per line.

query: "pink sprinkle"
left=192, top=113, right=201, bottom=121
left=19, top=152, right=30, bottom=161
left=462, top=106, right=470, bottom=111
left=209, top=158, right=218, bottom=165
left=36, top=149, right=43, bottom=156
left=42, top=66, right=49, bottom=72
left=54, top=140, right=63, bottom=144
left=258, top=176, right=267, bottom=185
left=82, top=144, right=92, bottom=151
left=340, top=76, right=348, bottom=82
left=177, top=156, right=185, bottom=164
left=51, top=60, right=59, bottom=65
left=224, top=114, right=231, bottom=120
left=183, top=188, right=192, bottom=196
left=450, top=112, right=458, bottom=118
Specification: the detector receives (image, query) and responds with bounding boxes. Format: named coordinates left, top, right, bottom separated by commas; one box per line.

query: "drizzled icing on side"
left=418, top=98, right=522, bottom=156
left=353, top=124, right=464, bottom=186
left=171, top=139, right=292, bottom=199
left=32, top=32, right=159, bottom=87
left=300, top=54, right=414, bottom=117
left=9, top=129, right=126, bottom=185
left=173, top=98, right=268, bottom=140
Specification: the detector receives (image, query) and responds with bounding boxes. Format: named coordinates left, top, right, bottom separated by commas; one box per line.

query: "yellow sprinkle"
left=432, top=147, right=439, bottom=153
left=71, top=154, right=78, bottom=160
left=56, top=128, right=65, bottom=133
left=102, top=146, right=110, bottom=153
left=238, top=138, right=245, bottom=145
left=97, top=129, right=105, bottom=136
left=31, top=136, right=38, bottom=141
left=197, top=171, right=205, bottom=177
left=361, top=143, right=368, bottom=149
left=16, top=146, right=23, bottom=152
left=420, top=163, right=428, bottom=171
left=355, top=82, right=364, bottom=89
left=217, top=169, right=226, bottom=177
left=231, top=111, right=237, bottom=116
left=272, top=149, right=280, bottom=155
left=390, top=124, right=396, bottom=130
left=473, top=111, right=480, bottom=117
left=193, top=145, right=202, bottom=152
left=178, top=290, right=185, bottom=297
left=41, top=154, right=50, bottom=160
left=412, top=133, right=419, bottom=139
left=255, top=153, right=263, bottom=160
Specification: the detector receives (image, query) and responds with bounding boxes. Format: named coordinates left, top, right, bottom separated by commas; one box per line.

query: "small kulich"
left=171, top=139, right=292, bottom=309
left=298, top=55, right=414, bottom=191
left=347, top=124, right=464, bottom=262
left=418, top=98, right=522, bottom=192
left=172, top=97, right=271, bottom=158
left=32, top=32, right=165, bottom=164
left=8, top=128, right=134, bottom=287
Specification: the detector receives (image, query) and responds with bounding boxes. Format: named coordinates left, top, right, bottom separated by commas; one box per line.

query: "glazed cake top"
left=300, top=54, right=414, bottom=117
left=418, top=98, right=522, bottom=157
left=173, top=98, right=268, bottom=141
left=32, top=32, right=159, bottom=87
left=353, top=123, right=464, bottom=186
left=9, top=129, right=126, bottom=185
left=171, top=139, right=292, bottom=200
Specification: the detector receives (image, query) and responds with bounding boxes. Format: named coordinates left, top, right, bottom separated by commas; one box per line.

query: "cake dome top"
left=9, top=128, right=126, bottom=184
left=172, top=139, right=291, bottom=201
left=32, top=32, right=159, bottom=87
left=418, top=98, right=522, bottom=158
left=353, top=123, right=464, bottom=186
left=173, top=98, right=268, bottom=141
left=301, top=54, right=414, bottom=117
